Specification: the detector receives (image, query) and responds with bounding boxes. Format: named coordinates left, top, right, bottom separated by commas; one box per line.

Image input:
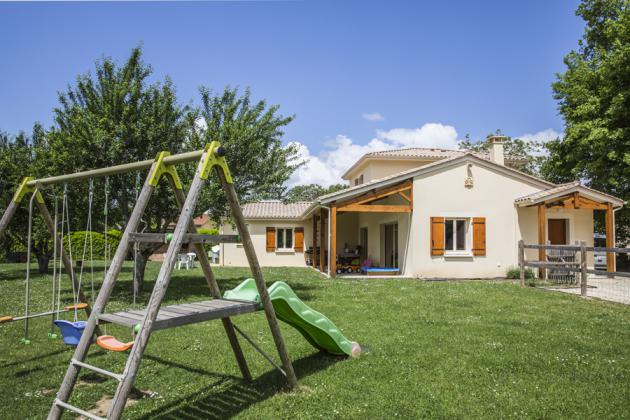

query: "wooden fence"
left=518, top=240, right=630, bottom=298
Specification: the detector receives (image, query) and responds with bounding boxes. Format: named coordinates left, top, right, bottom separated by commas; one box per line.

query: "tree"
left=542, top=0, right=630, bottom=243
left=46, top=47, right=192, bottom=289
left=0, top=126, right=54, bottom=272
left=283, top=183, right=348, bottom=203
left=190, top=87, right=303, bottom=223
left=458, top=131, right=547, bottom=174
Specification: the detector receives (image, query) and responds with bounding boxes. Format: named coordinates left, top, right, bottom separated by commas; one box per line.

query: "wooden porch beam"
left=605, top=202, right=615, bottom=272
left=338, top=181, right=412, bottom=207
left=338, top=204, right=412, bottom=213
left=319, top=208, right=325, bottom=272
left=330, top=205, right=337, bottom=278
left=399, top=191, right=411, bottom=203
left=312, top=214, right=318, bottom=269
left=538, top=203, right=546, bottom=279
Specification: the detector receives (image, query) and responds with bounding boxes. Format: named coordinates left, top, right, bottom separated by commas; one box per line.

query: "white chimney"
left=488, top=135, right=506, bottom=166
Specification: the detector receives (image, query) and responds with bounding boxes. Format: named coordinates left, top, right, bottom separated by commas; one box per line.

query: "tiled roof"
left=193, top=213, right=210, bottom=226
left=242, top=200, right=314, bottom=219
left=514, top=182, right=580, bottom=203
left=515, top=181, right=623, bottom=206
left=342, top=146, right=527, bottom=179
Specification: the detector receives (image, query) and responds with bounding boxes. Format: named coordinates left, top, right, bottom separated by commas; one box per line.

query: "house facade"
left=220, top=136, right=624, bottom=278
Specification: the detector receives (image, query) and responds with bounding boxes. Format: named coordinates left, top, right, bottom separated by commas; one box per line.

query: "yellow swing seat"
left=63, top=303, right=88, bottom=311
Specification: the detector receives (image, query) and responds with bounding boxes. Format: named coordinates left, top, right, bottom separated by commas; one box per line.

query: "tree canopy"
left=542, top=0, right=630, bottom=243
left=283, top=183, right=348, bottom=203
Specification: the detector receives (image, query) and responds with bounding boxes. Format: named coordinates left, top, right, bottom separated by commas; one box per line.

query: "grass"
left=1, top=263, right=630, bottom=419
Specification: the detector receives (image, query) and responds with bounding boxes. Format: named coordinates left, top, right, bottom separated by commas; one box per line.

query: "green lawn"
left=1, top=263, right=629, bottom=419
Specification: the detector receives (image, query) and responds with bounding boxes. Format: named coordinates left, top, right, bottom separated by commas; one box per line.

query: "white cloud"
left=286, top=122, right=459, bottom=188
left=516, top=128, right=561, bottom=144
left=376, top=123, right=459, bottom=149
left=362, top=112, right=384, bottom=121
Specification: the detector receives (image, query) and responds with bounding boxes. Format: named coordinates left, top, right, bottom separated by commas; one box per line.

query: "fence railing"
left=518, top=240, right=630, bottom=298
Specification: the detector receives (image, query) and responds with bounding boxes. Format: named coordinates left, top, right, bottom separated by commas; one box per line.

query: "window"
left=354, top=174, right=364, bottom=186
left=276, top=228, right=294, bottom=250
left=444, top=218, right=469, bottom=253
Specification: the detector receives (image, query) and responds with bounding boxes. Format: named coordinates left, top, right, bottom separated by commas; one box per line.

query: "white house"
left=220, top=136, right=624, bottom=278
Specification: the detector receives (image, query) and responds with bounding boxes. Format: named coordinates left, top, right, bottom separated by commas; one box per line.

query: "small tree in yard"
left=283, top=183, right=348, bottom=203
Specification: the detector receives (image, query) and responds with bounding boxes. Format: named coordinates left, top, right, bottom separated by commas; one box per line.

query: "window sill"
left=276, top=249, right=295, bottom=254
left=444, top=252, right=474, bottom=258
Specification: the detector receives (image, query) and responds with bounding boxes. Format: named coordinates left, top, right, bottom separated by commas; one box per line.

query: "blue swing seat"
left=54, top=320, right=87, bottom=346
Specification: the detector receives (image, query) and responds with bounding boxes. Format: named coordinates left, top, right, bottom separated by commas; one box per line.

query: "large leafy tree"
left=283, top=183, right=347, bottom=203
left=541, top=0, right=630, bottom=243
left=45, top=47, right=192, bottom=289
left=0, top=126, right=54, bottom=272
left=190, top=87, right=303, bottom=223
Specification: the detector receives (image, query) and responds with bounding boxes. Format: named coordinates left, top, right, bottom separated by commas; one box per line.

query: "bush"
left=197, top=227, right=220, bottom=252
left=63, top=231, right=120, bottom=260
left=506, top=266, right=535, bottom=280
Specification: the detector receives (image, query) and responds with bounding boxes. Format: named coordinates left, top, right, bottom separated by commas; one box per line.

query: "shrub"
left=506, top=266, right=535, bottom=280
left=197, top=227, right=220, bottom=252
left=63, top=231, right=120, bottom=260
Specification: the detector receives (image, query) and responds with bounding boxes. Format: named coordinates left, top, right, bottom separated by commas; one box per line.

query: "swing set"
left=0, top=143, right=301, bottom=420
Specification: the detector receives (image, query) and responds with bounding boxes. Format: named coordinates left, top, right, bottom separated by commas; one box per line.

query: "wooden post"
left=170, top=180, right=252, bottom=383
left=49, top=164, right=158, bottom=420
left=580, top=240, right=588, bottom=297
left=312, top=215, right=318, bottom=268
left=108, top=154, right=214, bottom=418
left=605, top=202, right=615, bottom=273
left=0, top=200, right=19, bottom=239
left=538, top=204, right=546, bottom=279
left=330, top=205, right=337, bottom=277
left=215, top=167, right=299, bottom=390
left=319, top=208, right=326, bottom=272
left=518, top=240, right=525, bottom=287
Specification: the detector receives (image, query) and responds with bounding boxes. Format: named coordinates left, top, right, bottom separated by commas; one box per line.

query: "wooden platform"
left=98, top=299, right=260, bottom=331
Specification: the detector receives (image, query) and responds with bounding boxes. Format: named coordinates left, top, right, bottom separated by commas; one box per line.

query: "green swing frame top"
left=0, top=141, right=300, bottom=420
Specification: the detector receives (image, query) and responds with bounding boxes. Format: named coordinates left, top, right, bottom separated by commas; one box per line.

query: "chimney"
left=487, top=135, right=506, bottom=165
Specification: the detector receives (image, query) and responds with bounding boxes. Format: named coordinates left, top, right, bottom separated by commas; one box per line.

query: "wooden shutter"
left=472, top=217, right=486, bottom=256
left=266, top=227, right=276, bottom=252
left=294, top=227, right=304, bottom=252
left=430, top=217, right=445, bottom=256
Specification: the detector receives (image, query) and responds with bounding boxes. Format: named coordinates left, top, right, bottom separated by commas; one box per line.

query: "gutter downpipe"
left=320, top=204, right=331, bottom=278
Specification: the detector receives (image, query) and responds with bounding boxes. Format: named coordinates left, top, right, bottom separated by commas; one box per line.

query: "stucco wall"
left=220, top=220, right=312, bottom=267
left=517, top=206, right=595, bottom=266
left=408, top=161, right=544, bottom=278
left=346, top=159, right=433, bottom=185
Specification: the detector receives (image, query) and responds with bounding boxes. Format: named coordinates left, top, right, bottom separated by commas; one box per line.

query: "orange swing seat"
left=96, top=335, right=134, bottom=352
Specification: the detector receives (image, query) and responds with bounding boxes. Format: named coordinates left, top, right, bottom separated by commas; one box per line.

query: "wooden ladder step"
left=54, top=399, right=106, bottom=420
left=129, top=233, right=240, bottom=244
left=71, top=358, right=123, bottom=381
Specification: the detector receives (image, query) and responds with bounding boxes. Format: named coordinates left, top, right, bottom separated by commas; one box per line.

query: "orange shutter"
left=430, top=217, right=445, bottom=256
left=266, top=227, right=276, bottom=252
left=294, top=228, right=304, bottom=252
left=472, top=217, right=486, bottom=256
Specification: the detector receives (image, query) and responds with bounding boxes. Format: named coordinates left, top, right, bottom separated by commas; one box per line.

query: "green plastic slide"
left=224, top=279, right=361, bottom=357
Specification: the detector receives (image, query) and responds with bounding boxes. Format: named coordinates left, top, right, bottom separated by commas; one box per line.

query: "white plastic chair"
left=177, top=253, right=192, bottom=270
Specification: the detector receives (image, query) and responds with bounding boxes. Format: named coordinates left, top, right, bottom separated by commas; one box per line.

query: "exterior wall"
left=345, top=159, right=434, bottom=185
left=408, top=161, right=545, bottom=278
left=517, top=206, right=595, bottom=267
left=220, top=220, right=312, bottom=267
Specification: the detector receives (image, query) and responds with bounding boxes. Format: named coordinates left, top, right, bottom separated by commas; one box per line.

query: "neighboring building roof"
left=193, top=213, right=210, bottom=226
left=515, top=181, right=624, bottom=207
left=341, top=146, right=528, bottom=179
left=242, top=200, right=314, bottom=220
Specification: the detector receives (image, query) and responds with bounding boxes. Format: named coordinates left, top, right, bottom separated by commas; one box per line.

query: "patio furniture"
left=177, top=253, right=193, bottom=270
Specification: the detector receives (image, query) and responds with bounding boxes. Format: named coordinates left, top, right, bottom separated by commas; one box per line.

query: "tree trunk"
left=37, top=254, right=50, bottom=274
left=133, top=251, right=148, bottom=296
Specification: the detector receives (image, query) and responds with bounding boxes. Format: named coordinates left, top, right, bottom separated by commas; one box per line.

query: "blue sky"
left=0, top=0, right=583, bottom=185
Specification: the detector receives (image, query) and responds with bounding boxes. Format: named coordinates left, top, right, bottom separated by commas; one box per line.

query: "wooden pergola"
left=313, top=180, right=413, bottom=277
left=534, top=191, right=616, bottom=275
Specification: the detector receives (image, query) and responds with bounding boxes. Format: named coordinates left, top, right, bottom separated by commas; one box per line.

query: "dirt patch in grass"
left=84, top=389, right=158, bottom=419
